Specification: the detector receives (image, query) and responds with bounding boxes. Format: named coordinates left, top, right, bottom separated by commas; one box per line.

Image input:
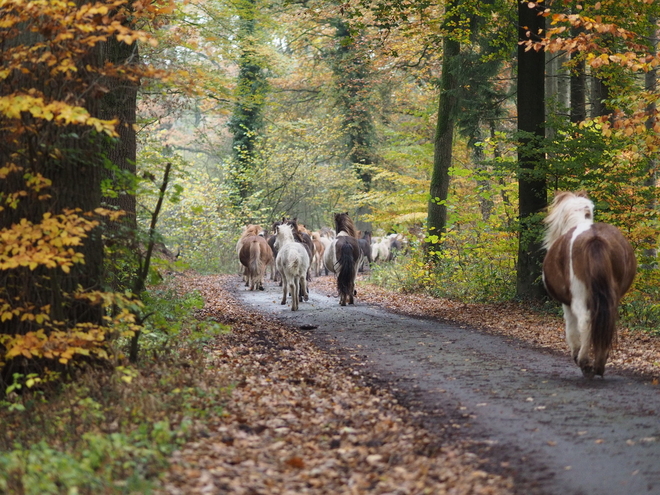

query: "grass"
left=0, top=284, right=230, bottom=495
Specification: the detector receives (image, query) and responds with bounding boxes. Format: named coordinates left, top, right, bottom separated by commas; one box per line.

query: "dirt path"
left=235, top=276, right=660, bottom=495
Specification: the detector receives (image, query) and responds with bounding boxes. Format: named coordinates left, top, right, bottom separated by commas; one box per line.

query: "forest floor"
left=158, top=273, right=660, bottom=495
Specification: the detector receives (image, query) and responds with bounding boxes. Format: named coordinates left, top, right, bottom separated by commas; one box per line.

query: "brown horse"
left=236, top=224, right=263, bottom=285
left=323, top=212, right=361, bottom=306
left=542, top=191, right=637, bottom=378
left=311, top=232, right=326, bottom=276
left=239, top=235, right=273, bottom=291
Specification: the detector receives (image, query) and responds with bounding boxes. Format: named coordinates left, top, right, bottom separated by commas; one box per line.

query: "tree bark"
left=516, top=1, right=547, bottom=300
left=99, top=35, right=139, bottom=226
left=570, top=25, right=586, bottom=123
left=426, top=2, right=460, bottom=247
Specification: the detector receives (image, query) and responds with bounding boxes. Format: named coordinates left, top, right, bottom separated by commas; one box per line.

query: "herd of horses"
left=236, top=213, right=407, bottom=309
left=236, top=192, right=638, bottom=379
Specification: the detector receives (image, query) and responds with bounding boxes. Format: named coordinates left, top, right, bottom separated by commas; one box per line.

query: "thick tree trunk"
left=99, top=36, right=139, bottom=226
left=427, top=25, right=460, bottom=246
left=644, top=22, right=658, bottom=262
left=569, top=25, right=587, bottom=123
left=516, top=1, right=547, bottom=300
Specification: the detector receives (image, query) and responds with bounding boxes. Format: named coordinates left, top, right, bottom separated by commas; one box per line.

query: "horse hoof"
left=581, top=365, right=595, bottom=379
left=259, top=286, right=265, bottom=291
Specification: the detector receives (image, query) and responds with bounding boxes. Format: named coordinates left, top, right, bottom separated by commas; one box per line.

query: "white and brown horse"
left=238, top=235, right=273, bottom=291
left=323, top=212, right=362, bottom=306
left=542, top=191, right=637, bottom=378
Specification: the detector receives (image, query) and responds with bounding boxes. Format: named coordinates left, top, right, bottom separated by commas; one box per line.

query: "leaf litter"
left=159, top=274, right=515, bottom=495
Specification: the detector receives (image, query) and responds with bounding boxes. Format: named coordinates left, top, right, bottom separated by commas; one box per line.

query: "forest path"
left=234, top=275, right=660, bottom=495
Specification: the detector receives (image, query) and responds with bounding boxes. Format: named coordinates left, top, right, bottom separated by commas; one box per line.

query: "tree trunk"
left=426, top=4, right=460, bottom=246
left=570, top=26, right=586, bottom=123
left=643, top=21, right=658, bottom=263
left=516, top=1, right=547, bottom=300
left=330, top=20, right=376, bottom=191
left=99, top=35, right=139, bottom=226
left=228, top=0, right=268, bottom=204
left=591, top=76, right=611, bottom=117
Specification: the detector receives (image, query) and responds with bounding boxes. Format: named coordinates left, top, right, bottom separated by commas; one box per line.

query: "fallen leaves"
left=158, top=274, right=514, bottom=495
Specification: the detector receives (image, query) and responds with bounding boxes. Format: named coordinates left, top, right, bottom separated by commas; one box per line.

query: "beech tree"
left=0, top=0, right=160, bottom=383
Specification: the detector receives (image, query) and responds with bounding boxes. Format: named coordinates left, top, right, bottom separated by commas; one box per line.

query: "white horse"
left=371, top=236, right=390, bottom=263
left=542, top=191, right=637, bottom=378
left=274, top=223, right=310, bottom=311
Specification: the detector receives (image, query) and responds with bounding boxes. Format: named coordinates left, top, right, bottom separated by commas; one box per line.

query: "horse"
left=387, top=233, right=406, bottom=261
left=238, top=235, right=273, bottom=291
left=267, top=220, right=283, bottom=283
left=318, top=227, right=334, bottom=275
left=285, top=218, right=315, bottom=280
left=371, top=236, right=390, bottom=263
left=274, top=223, right=310, bottom=311
left=311, top=232, right=326, bottom=277
left=358, top=231, right=373, bottom=272
left=323, top=212, right=362, bottom=306
left=236, top=224, right=263, bottom=285
left=542, top=191, right=637, bottom=378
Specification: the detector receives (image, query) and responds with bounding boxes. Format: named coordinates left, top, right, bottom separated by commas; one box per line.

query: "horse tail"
left=336, top=241, right=356, bottom=302
left=249, top=240, right=261, bottom=286
left=585, top=235, right=618, bottom=367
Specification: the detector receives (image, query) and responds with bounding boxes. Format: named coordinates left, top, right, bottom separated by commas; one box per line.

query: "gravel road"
left=234, top=278, right=660, bottom=495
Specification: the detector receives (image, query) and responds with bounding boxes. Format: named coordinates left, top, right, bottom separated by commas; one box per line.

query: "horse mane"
left=276, top=222, right=295, bottom=243
left=334, top=212, right=357, bottom=238
left=543, top=191, right=594, bottom=250
left=285, top=218, right=305, bottom=243
left=241, top=224, right=262, bottom=240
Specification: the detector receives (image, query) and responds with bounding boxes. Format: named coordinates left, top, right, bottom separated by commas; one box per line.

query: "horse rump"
left=335, top=238, right=359, bottom=306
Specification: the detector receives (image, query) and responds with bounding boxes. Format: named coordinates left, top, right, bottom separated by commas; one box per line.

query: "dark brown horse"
left=542, top=191, right=637, bottom=378
left=358, top=230, right=373, bottom=272
left=323, top=212, right=361, bottom=305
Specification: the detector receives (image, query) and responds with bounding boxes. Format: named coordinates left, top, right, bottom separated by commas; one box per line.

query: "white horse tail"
left=583, top=234, right=618, bottom=374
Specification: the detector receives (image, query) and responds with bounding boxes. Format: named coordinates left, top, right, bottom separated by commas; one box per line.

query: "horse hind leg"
left=300, top=276, right=309, bottom=302
left=290, top=279, right=299, bottom=311
left=574, top=305, right=595, bottom=378
left=563, top=304, right=581, bottom=364
left=280, top=273, right=288, bottom=306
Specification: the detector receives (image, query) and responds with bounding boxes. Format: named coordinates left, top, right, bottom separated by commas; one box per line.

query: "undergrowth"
left=367, top=235, right=517, bottom=304
left=367, top=243, right=660, bottom=336
left=0, top=281, right=229, bottom=495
